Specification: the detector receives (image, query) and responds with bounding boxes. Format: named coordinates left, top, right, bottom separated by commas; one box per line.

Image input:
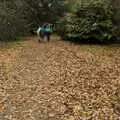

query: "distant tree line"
left=0, top=0, right=120, bottom=43
left=58, top=0, right=120, bottom=44
left=0, top=0, right=67, bottom=41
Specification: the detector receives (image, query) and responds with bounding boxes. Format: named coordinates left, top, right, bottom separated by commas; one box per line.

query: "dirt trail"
left=0, top=36, right=120, bottom=120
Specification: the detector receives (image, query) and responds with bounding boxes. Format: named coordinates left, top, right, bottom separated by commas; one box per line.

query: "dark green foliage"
left=59, top=0, right=120, bottom=43
left=113, top=0, right=120, bottom=27
left=0, top=0, right=66, bottom=41
left=1, top=0, right=120, bottom=42
left=21, top=0, right=67, bottom=32
left=0, top=0, right=27, bottom=41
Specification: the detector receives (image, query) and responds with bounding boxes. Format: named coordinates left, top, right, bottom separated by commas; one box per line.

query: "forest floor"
left=0, top=36, right=120, bottom=120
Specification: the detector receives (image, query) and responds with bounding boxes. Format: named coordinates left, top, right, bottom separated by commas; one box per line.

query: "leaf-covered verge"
left=0, top=36, right=120, bottom=120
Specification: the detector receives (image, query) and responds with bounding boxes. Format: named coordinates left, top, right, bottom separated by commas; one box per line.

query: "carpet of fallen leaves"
left=0, top=36, right=120, bottom=120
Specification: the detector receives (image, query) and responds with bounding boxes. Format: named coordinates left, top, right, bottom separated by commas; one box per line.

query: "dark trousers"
left=46, top=32, right=51, bottom=42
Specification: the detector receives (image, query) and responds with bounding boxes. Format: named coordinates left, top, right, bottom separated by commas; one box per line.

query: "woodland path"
left=0, top=36, right=120, bottom=120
